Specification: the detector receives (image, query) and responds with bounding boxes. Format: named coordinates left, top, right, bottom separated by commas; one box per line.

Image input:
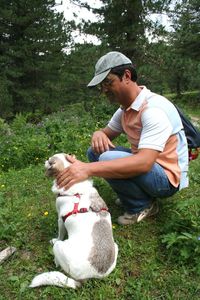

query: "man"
left=57, top=51, right=189, bottom=225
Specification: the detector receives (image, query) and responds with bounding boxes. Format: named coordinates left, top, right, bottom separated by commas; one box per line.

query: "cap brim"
left=87, top=69, right=111, bottom=87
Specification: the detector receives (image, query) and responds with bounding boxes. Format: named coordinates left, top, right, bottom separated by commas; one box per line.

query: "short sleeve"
left=107, top=108, right=124, bottom=133
left=138, top=107, right=173, bottom=151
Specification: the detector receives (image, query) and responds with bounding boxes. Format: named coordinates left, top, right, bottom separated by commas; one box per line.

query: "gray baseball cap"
left=87, top=51, right=132, bottom=87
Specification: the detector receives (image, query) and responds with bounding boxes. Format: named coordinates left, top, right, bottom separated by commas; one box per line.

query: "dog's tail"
left=29, top=271, right=81, bottom=289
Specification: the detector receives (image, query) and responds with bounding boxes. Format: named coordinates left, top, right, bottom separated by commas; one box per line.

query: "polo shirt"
left=107, top=86, right=189, bottom=190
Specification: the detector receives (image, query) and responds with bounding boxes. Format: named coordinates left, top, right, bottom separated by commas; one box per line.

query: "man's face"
left=100, top=73, right=125, bottom=104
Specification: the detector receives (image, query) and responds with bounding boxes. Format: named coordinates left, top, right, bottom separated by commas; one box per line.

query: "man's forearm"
left=87, top=155, right=149, bottom=179
left=87, top=149, right=159, bottom=179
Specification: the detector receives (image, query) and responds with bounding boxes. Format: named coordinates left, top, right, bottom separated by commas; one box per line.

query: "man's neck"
left=122, top=83, right=142, bottom=109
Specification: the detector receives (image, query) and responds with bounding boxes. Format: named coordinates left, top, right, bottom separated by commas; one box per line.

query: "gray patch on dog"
left=89, top=190, right=108, bottom=212
left=89, top=219, right=115, bottom=274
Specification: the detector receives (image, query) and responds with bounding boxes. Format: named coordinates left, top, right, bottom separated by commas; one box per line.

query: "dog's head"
left=45, top=153, right=71, bottom=177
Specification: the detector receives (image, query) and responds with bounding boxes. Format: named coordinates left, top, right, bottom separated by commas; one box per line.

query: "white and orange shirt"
left=107, top=86, right=189, bottom=190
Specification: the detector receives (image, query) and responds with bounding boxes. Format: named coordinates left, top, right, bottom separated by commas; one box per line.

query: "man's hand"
left=56, top=155, right=90, bottom=190
left=92, top=130, right=115, bottom=154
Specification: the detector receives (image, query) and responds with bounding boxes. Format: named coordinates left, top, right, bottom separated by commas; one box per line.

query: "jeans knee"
left=99, top=150, right=132, bottom=161
left=99, top=151, right=114, bottom=161
left=86, top=147, right=93, bottom=161
left=86, top=147, right=100, bottom=162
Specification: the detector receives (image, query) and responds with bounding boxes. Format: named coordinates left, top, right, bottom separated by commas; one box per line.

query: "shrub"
left=0, top=100, right=115, bottom=171
left=160, top=159, right=200, bottom=272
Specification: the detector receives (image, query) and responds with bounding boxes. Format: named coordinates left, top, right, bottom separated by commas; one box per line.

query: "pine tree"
left=171, top=0, right=200, bottom=59
left=0, top=0, right=73, bottom=116
left=81, top=0, right=146, bottom=63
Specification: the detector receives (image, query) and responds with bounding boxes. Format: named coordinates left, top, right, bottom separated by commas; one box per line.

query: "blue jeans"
left=87, top=146, right=179, bottom=214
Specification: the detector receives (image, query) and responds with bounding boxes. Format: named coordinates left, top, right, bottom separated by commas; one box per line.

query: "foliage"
left=84, top=0, right=146, bottom=61
left=76, top=0, right=172, bottom=63
left=0, top=0, right=199, bottom=119
left=137, top=38, right=200, bottom=95
left=73, top=0, right=199, bottom=97
left=171, top=0, right=200, bottom=60
left=166, top=91, right=200, bottom=111
left=0, top=98, right=117, bottom=172
left=0, top=113, right=50, bottom=171
left=160, top=158, right=200, bottom=271
left=58, top=43, right=107, bottom=105
left=0, top=74, right=13, bottom=119
left=0, top=91, right=199, bottom=173
left=161, top=0, right=200, bottom=94
left=0, top=0, right=73, bottom=117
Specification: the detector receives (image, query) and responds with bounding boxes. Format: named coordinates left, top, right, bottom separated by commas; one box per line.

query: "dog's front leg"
left=50, top=218, right=66, bottom=245
left=57, top=217, right=66, bottom=240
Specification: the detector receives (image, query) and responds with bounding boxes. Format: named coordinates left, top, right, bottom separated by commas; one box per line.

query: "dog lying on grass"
left=29, top=153, right=118, bottom=289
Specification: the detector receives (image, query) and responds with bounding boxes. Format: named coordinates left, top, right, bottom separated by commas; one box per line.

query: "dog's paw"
left=50, top=238, right=59, bottom=245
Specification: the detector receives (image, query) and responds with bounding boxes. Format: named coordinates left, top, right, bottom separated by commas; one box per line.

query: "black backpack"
left=175, top=105, right=200, bottom=161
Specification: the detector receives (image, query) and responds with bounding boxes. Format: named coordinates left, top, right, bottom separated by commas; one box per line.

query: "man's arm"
left=57, top=149, right=160, bottom=190
left=87, top=148, right=159, bottom=178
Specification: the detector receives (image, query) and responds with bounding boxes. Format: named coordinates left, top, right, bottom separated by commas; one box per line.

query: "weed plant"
left=0, top=98, right=200, bottom=299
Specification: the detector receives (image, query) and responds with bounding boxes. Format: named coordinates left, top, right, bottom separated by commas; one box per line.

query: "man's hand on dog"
left=57, top=154, right=90, bottom=190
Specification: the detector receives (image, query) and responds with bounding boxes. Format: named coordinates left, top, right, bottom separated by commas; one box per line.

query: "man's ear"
left=124, top=69, right=132, bottom=82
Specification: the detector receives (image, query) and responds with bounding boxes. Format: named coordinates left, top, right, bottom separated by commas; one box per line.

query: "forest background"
left=0, top=0, right=199, bottom=119
left=0, top=1, right=200, bottom=299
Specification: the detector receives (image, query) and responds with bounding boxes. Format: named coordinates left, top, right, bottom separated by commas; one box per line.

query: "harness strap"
left=62, top=193, right=108, bottom=222
left=62, top=203, right=88, bottom=222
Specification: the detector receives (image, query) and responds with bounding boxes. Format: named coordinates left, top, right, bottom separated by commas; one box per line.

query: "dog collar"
left=62, top=193, right=108, bottom=222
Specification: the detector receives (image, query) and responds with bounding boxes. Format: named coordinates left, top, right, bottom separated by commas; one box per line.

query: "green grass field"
left=0, top=100, right=200, bottom=299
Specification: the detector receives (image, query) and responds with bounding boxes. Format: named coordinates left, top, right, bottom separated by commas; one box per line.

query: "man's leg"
left=87, top=146, right=132, bottom=162
left=87, top=147, right=178, bottom=223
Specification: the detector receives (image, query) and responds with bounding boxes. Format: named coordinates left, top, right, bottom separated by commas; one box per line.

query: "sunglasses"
left=97, top=77, right=116, bottom=93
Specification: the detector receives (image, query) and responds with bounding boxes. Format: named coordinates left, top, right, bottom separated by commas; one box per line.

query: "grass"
left=0, top=99, right=200, bottom=299
left=1, top=159, right=200, bottom=300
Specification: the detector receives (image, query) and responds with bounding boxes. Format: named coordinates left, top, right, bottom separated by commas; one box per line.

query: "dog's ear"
left=45, top=168, right=59, bottom=177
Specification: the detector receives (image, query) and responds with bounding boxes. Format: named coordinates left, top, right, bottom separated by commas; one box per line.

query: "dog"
left=29, top=153, right=118, bottom=289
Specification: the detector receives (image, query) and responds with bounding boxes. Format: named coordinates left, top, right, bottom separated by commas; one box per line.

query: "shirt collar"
left=124, top=86, right=149, bottom=111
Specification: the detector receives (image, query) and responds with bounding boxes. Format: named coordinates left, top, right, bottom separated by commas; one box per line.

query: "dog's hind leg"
left=30, top=238, right=82, bottom=289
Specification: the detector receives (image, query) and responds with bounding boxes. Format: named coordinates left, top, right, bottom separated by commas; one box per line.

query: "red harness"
left=62, top=193, right=108, bottom=222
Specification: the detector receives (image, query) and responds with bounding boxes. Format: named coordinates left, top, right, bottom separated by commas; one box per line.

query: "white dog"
left=29, top=153, right=118, bottom=289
